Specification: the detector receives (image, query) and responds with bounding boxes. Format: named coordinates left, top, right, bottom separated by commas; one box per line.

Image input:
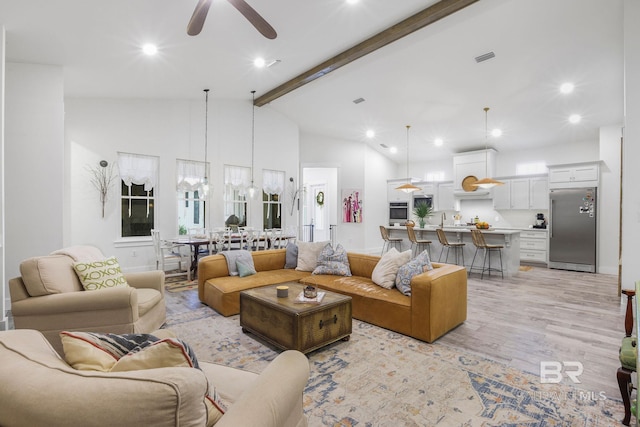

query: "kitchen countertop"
left=387, top=225, right=522, bottom=234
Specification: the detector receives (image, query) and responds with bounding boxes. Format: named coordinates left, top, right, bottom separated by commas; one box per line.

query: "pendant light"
left=396, top=125, right=421, bottom=193
left=472, top=107, right=504, bottom=189
left=201, top=89, right=210, bottom=199
left=247, top=90, right=258, bottom=198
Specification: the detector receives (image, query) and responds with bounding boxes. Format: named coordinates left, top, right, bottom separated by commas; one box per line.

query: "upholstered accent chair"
left=8, top=245, right=166, bottom=355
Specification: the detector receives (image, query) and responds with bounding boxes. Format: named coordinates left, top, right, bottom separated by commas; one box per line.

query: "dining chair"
left=240, top=227, right=257, bottom=251
left=150, top=229, right=189, bottom=279
left=212, top=227, right=231, bottom=252
left=188, top=227, right=213, bottom=256
left=266, top=228, right=284, bottom=249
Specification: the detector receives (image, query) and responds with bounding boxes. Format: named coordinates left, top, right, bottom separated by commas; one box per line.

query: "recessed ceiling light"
left=142, top=43, right=158, bottom=56
left=366, top=130, right=375, bottom=138
left=491, top=129, right=502, bottom=137
left=346, top=0, right=359, bottom=4
left=560, top=82, right=575, bottom=94
left=253, top=57, right=266, bottom=68
left=434, top=138, right=444, bottom=147
left=390, top=146, right=398, bottom=154
left=569, top=114, right=582, bottom=124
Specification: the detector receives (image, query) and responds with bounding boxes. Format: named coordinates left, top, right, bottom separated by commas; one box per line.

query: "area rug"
left=519, top=265, right=534, bottom=271
left=164, top=307, right=624, bottom=426
left=164, top=276, right=197, bottom=293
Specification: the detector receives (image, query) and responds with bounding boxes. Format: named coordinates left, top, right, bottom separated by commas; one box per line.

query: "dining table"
left=169, top=232, right=296, bottom=278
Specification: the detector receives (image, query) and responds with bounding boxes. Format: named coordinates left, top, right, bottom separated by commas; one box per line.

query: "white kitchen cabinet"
left=529, top=177, right=549, bottom=209
left=413, top=182, right=436, bottom=196
left=548, top=162, right=599, bottom=188
left=510, top=179, right=530, bottom=209
left=492, top=180, right=511, bottom=210
left=493, top=176, right=548, bottom=210
left=520, top=230, right=547, bottom=264
left=387, top=180, right=412, bottom=202
left=436, top=182, right=456, bottom=211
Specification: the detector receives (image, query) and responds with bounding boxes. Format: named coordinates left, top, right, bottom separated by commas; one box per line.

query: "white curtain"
left=263, top=169, right=285, bottom=218
left=224, top=165, right=251, bottom=195
left=176, top=159, right=207, bottom=193
left=118, top=153, right=158, bottom=217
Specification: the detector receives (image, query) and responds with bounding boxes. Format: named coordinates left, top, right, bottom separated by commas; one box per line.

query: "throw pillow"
left=60, top=331, right=226, bottom=426
left=395, top=250, right=433, bottom=296
left=73, top=257, right=129, bottom=291
left=236, top=260, right=257, bottom=277
left=312, top=243, right=352, bottom=276
left=371, top=248, right=412, bottom=289
left=284, top=242, right=298, bottom=269
left=295, top=240, right=331, bottom=272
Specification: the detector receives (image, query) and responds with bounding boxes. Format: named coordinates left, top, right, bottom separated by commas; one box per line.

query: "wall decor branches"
left=88, top=160, right=117, bottom=218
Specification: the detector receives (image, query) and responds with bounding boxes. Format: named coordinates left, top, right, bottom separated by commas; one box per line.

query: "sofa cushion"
left=73, top=257, right=129, bottom=291
left=237, top=260, right=257, bottom=277
left=395, top=250, right=433, bottom=296
left=295, top=241, right=330, bottom=272
left=60, top=331, right=226, bottom=426
left=371, top=248, right=412, bottom=289
left=284, top=242, right=298, bottom=269
left=20, top=255, right=84, bottom=296
left=312, top=243, right=352, bottom=276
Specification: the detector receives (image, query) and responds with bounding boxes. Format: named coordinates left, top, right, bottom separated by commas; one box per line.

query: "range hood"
left=452, top=149, right=497, bottom=199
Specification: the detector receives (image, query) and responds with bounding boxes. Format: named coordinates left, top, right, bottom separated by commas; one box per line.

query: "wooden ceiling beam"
left=254, top=0, right=479, bottom=107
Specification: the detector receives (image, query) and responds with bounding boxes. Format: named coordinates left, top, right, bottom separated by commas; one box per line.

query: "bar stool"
left=436, top=228, right=465, bottom=266
left=406, top=225, right=431, bottom=258
left=379, top=225, right=402, bottom=255
left=469, top=229, right=504, bottom=279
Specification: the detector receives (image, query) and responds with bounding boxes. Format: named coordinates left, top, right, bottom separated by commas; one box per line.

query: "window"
left=177, top=159, right=208, bottom=235
left=516, top=162, right=547, bottom=175
left=118, top=153, right=158, bottom=237
left=224, top=165, right=250, bottom=227
left=425, top=171, right=445, bottom=182
left=263, top=169, right=284, bottom=229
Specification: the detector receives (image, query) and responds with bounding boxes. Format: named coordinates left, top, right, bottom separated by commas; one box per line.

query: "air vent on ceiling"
left=353, top=97, right=365, bottom=104
left=475, top=51, right=495, bottom=63
left=380, top=143, right=389, bottom=148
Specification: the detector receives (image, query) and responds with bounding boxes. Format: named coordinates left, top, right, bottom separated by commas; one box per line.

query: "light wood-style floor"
left=165, top=264, right=627, bottom=402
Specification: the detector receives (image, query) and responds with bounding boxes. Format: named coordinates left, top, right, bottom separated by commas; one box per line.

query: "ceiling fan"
left=187, top=0, right=277, bottom=39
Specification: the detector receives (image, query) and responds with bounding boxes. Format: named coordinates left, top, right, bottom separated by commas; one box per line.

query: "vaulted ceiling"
left=0, top=0, right=624, bottom=162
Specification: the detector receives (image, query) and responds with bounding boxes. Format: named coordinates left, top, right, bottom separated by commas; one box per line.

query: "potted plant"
left=413, top=202, right=433, bottom=228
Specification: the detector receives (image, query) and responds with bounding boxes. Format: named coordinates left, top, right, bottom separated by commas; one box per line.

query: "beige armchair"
left=8, top=246, right=166, bottom=355
left=0, top=329, right=310, bottom=427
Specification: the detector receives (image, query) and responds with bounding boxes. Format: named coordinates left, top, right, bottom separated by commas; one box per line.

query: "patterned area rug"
left=164, top=307, right=624, bottom=426
left=164, top=276, right=197, bottom=293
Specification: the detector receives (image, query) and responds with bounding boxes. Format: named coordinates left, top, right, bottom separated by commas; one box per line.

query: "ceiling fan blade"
left=187, top=0, right=212, bottom=36
left=226, top=0, right=277, bottom=39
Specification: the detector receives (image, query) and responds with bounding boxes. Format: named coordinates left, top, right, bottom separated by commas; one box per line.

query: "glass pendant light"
left=248, top=90, right=258, bottom=198
left=472, top=107, right=504, bottom=189
left=396, top=125, right=421, bottom=193
left=201, top=89, right=210, bottom=198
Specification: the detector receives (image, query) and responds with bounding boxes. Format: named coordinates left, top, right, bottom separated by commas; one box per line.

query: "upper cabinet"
left=436, top=182, right=457, bottom=211
left=493, top=176, right=548, bottom=210
left=548, top=162, right=599, bottom=188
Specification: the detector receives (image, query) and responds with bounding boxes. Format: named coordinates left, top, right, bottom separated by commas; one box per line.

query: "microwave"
left=413, top=195, right=433, bottom=210
left=389, top=202, right=409, bottom=225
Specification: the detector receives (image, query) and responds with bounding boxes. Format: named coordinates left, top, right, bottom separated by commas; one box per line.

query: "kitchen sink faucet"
left=440, top=212, right=446, bottom=228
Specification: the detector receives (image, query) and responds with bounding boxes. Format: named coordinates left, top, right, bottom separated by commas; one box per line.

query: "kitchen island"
left=386, top=225, right=521, bottom=278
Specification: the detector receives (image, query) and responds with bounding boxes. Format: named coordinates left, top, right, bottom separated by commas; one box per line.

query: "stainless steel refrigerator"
left=548, top=187, right=597, bottom=273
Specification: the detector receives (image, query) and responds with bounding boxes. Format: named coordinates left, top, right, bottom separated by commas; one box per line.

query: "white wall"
left=622, top=0, right=640, bottom=289
left=599, top=125, right=622, bottom=275
left=63, top=98, right=299, bottom=272
left=0, top=26, right=5, bottom=326
left=5, top=63, right=64, bottom=284
left=300, top=132, right=397, bottom=254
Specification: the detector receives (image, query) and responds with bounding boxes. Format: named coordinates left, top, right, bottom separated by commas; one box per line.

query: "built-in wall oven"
left=389, top=202, right=409, bottom=225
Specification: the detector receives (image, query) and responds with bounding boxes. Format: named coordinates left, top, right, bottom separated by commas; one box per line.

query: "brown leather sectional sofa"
left=197, top=249, right=467, bottom=343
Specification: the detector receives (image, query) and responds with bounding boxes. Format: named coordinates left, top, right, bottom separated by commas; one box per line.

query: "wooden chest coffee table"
left=239, top=282, right=352, bottom=354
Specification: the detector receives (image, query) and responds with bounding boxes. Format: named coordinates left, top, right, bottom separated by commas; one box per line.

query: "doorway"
left=302, top=167, right=337, bottom=242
